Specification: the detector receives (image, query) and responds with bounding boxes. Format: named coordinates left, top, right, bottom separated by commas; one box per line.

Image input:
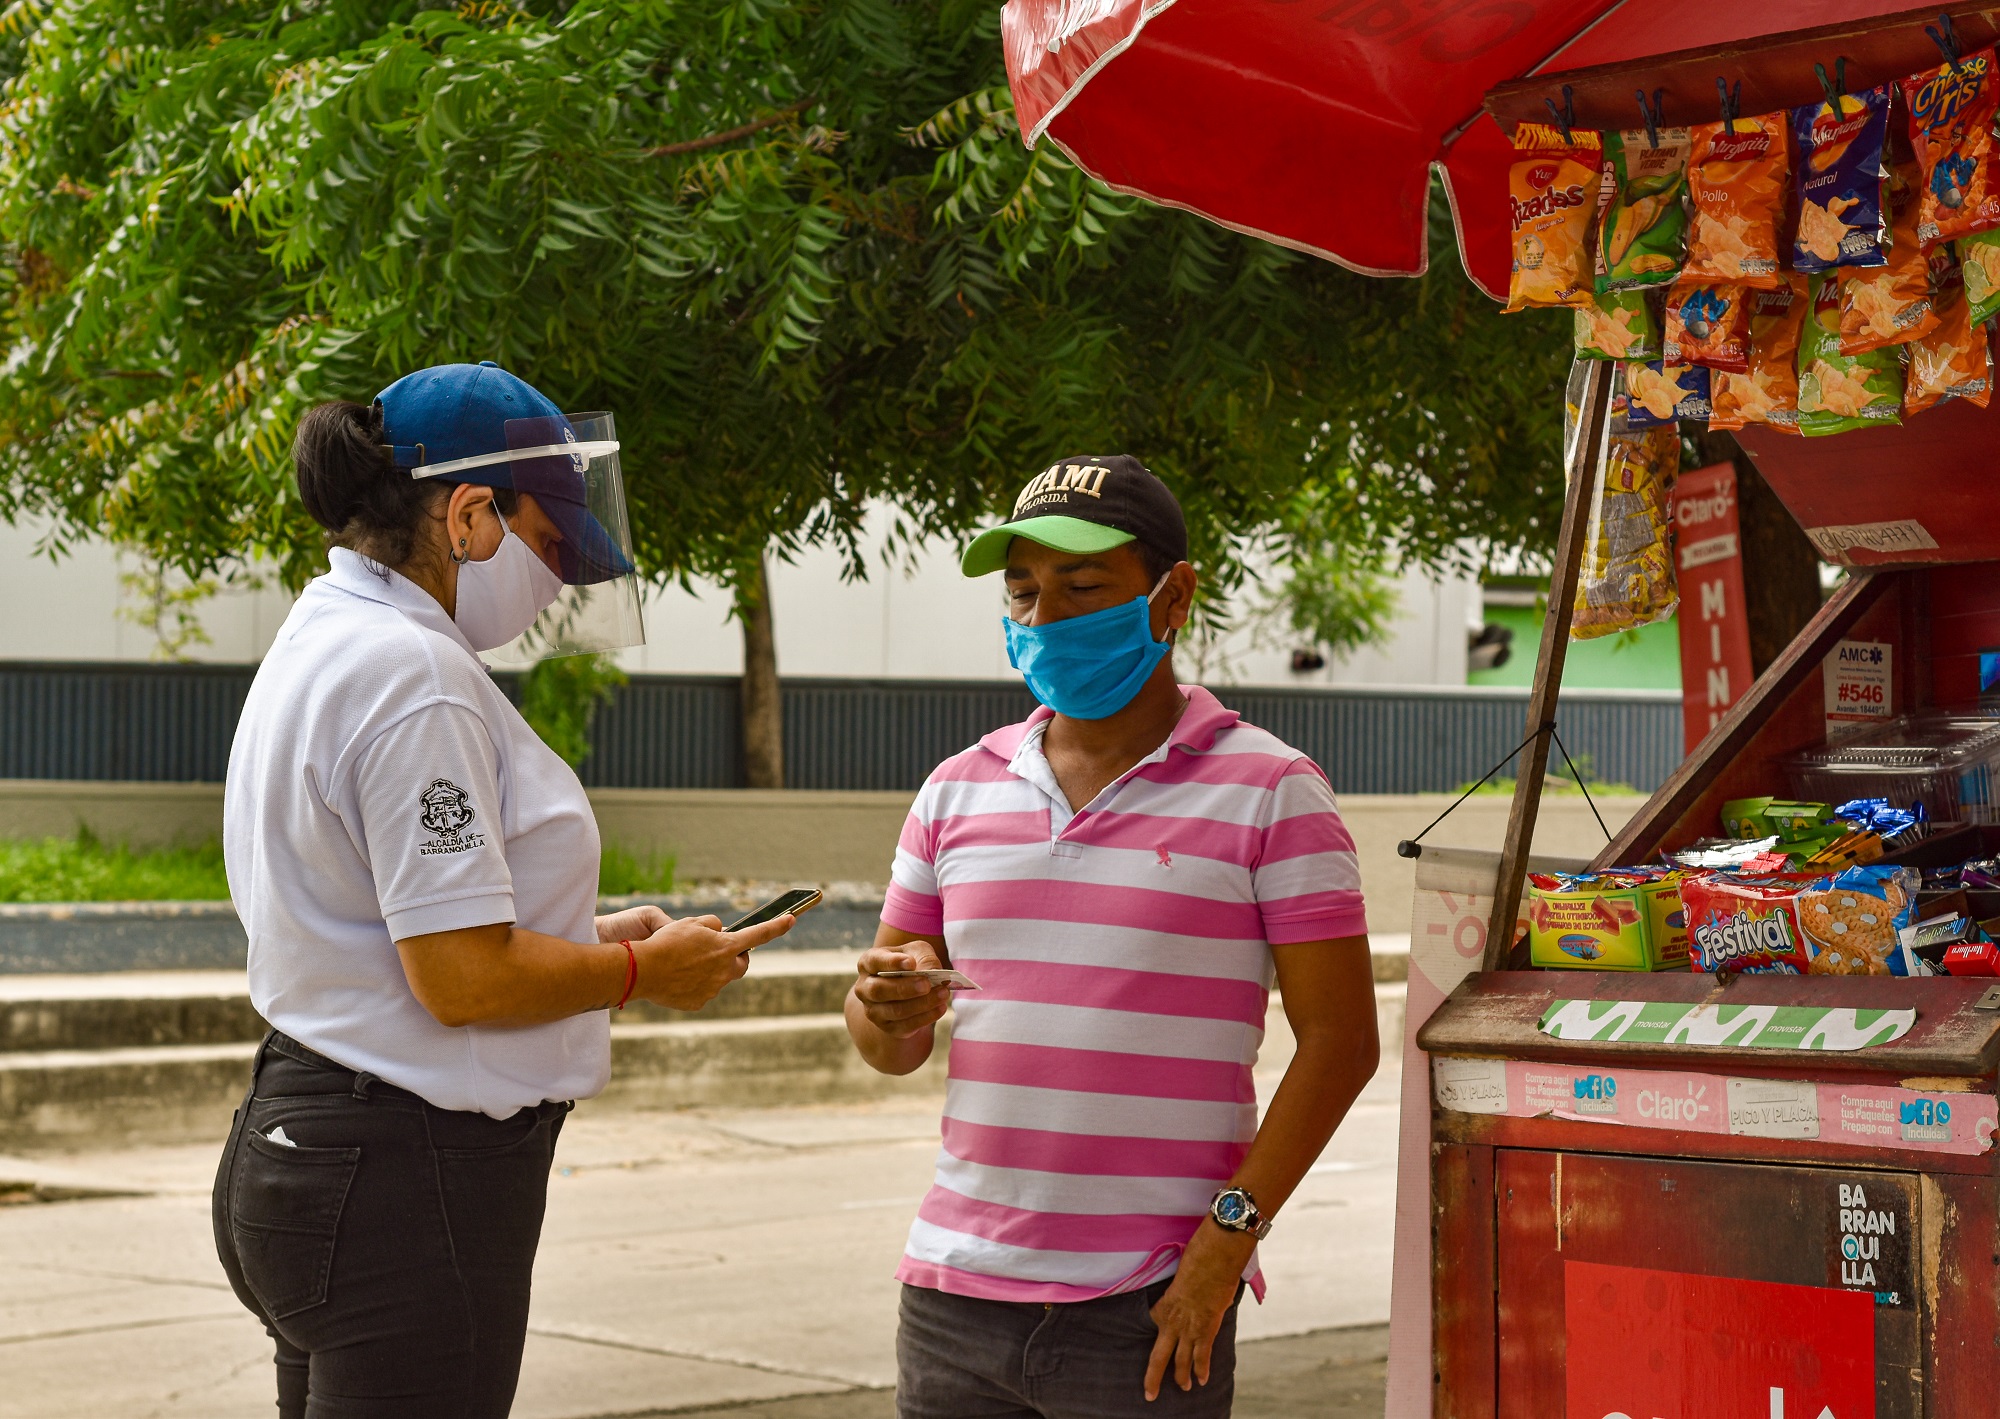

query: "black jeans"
left=896, top=1279, right=1243, bottom=1419
left=213, top=1032, right=568, bottom=1419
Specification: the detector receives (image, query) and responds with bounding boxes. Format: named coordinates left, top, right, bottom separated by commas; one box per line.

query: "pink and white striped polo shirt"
left=882, top=686, right=1367, bottom=1304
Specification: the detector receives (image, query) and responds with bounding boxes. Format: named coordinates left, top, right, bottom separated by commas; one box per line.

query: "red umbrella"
left=1004, top=0, right=1946, bottom=300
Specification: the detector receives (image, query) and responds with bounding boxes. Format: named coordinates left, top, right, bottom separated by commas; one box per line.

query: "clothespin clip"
left=1716, top=77, right=1742, bottom=137
left=1927, top=12, right=1965, bottom=72
left=1545, top=84, right=1577, bottom=143
left=1635, top=88, right=1665, bottom=149
left=1815, top=57, right=1851, bottom=119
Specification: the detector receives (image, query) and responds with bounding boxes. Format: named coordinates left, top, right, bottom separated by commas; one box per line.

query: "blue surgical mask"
left=1004, top=573, right=1172, bottom=720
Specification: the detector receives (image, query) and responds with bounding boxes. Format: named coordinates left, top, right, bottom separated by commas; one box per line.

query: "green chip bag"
left=1798, top=273, right=1904, bottom=437
left=1575, top=290, right=1663, bottom=361
left=1596, top=127, right=1690, bottom=293
left=1961, top=229, right=2000, bottom=327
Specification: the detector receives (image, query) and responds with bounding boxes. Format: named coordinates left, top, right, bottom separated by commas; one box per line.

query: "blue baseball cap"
left=374, top=361, right=634, bottom=585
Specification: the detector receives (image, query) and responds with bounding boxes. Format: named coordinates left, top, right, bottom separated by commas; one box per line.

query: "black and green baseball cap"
left=961, top=455, right=1189, bottom=577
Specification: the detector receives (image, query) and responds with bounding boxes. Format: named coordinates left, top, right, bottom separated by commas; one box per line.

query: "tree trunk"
left=737, top=550, right=784, bottom=789
left=1691, top=430, right=1820, bottom=675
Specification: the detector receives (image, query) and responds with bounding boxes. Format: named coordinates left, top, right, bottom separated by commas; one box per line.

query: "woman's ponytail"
left=293, top=401, right=443, bottom=570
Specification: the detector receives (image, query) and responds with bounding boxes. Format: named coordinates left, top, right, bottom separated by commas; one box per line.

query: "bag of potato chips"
left=1839, top=165, right=1940, bottom=353
left=1572, top=423, right=1681, bottom=640
left=1901, top=47, right=2000, bottom=247
left=1684, top=113, right=1790, bottom=288
left=1791, top=85, right=1893, bottom=273
left=1799, top=273, right=1905, bottom=434
left=1575, top=289, right=1663, bottom=360
left=1665, top=280, right=1751, bottom=371
left=1906, top=253, right=1994, bottom=415
left=1506, top=122, right=1603, bottom=312
left=1597, top=127, right=1690, bottom=292
left=1711, top=278, right=1808, bottom=432
left=1961, top=227, right=2000, bottom=323
left=1623, top=357, right=1712, bottom=427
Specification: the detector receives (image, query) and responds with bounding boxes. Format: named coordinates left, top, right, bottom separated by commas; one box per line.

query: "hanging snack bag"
left=1570, top=423, right=1681, bottom=640
left=1907, top=252, right=1994, bottom=414
left=1839, top=164, right=1939, bottom=353
left=1664, top=279, right=1751, bottom=371
left=1623, top=357, right=1712, bottom=426
left=1799, top=273, right=1905, bottom=434
left=1961, top=227, right=2000, bottom=323
left=1506, top=122, right=1603, bottom=312
left=1575, top=289, right=1663, bottom=360
left=1684, top=112, right=1791, bottom=288
left=1711, top=277, right=1809, bottom=432
left=1901, top=47, right=2000, bottom=247
left=1597, top=126, right=1691, bottom=292
left=1791, top=85, right=1893, bottom=272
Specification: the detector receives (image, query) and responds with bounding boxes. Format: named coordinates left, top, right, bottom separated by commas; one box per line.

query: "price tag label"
left=1825, top=639, right=1892, bottom=740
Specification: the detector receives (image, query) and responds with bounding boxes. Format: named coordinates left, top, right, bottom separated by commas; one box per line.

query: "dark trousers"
left=896, top=1279, right=1242, bottom=1419
left=213, top=1031, right=568, bottom=1419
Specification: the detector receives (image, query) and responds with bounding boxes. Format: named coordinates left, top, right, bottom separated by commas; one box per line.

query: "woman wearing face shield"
left=211, top=362, right=794, bottom=1418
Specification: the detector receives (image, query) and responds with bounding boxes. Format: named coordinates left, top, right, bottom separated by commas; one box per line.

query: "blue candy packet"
left=1790, top=85, right=1892, bottom=273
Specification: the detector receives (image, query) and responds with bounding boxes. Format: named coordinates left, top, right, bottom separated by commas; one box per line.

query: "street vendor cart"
left=998, top=2, right=2000, bottom=1414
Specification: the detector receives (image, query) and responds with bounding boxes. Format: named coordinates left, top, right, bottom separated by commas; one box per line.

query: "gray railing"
left=0, top=662, right=1681, bottom=794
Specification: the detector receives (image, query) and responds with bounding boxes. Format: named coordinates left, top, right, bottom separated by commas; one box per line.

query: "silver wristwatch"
left=1209, top=1185, right=1272, bottom=1240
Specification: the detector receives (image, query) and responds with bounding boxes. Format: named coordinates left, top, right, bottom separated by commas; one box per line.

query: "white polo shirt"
left=225, top=548, right=609, bottom=1117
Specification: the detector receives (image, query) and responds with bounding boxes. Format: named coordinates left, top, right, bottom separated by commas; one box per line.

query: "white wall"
left=0, top=508, right=1477, bottom=688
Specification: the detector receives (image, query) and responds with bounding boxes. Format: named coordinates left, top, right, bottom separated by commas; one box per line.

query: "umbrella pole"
left=1482, top=358, right=1614, bottom=969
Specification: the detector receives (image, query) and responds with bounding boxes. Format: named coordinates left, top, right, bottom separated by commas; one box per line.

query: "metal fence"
left=0, top=661, right=1681, bottom=794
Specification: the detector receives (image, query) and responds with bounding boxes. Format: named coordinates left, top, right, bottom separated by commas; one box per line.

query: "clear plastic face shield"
left=411, top=411, right=646, bottom=663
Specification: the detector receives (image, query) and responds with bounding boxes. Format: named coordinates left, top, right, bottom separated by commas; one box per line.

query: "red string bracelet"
left=615, top=940, right=638, bottom=1010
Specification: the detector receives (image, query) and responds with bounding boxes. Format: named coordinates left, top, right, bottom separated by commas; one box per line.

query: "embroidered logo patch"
left=418, top=779, right=485, bottom=855
left=1156, top=846, right=1173, bottom=869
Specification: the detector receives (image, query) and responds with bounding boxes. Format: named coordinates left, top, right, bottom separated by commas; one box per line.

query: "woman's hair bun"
left=293, top=400, right=440, bottom=567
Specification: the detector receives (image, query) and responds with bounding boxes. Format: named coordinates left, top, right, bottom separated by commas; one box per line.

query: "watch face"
left=1215, top=1192, right=1248, bottom=1225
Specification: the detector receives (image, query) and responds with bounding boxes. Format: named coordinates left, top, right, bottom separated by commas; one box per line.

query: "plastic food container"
left=1781, top=711, right=2000, bottom=824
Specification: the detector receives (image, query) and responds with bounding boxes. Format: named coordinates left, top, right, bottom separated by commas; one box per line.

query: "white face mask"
left=454, top=521, right=563, bottom=652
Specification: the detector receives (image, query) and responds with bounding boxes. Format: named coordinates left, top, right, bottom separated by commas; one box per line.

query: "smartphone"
left=725, top=888, right=823, bottom=933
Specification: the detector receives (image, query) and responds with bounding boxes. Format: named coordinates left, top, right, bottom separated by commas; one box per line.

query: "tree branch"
left=646, top=98, right=816, bottom=158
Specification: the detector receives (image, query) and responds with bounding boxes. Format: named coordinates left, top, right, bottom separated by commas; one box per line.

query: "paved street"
left=0, top=1046, right=1399, bottom=1418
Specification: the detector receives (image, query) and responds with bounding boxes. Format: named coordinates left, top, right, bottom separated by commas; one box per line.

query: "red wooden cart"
left=998, top=3, right=2000, bottom=1412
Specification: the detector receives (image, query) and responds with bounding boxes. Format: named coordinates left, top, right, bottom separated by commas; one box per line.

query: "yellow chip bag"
left=1839, top=164, right=1939, bottom=354
left=1683, top=112, right=1790, bottom=289
left=1906, top=255, right=1994, bottom=416
left=1506, top=122, right=1603, bottom=312
left=1711, top=277, right=1808, bottom=433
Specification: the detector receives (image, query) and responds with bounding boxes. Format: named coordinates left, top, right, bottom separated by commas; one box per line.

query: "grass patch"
left=597, top=843, right=677, bottom=896
left=0, top=831, right=677, bottom=903
left=0, top=831, right=231, bottom=903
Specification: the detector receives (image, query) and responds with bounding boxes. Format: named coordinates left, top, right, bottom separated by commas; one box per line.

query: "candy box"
left=1526, top=871, right=1690, bottom=971
left=1943, top=940, right=2000, bottom=975
left=1722, top=797, right=1832, bottom=841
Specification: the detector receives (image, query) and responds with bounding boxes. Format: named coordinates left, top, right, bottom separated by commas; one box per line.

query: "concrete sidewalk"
left=0, top=1051, right=1400, bottom=1417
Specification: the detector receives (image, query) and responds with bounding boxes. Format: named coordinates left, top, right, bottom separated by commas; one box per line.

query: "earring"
left=450, top=537, right=470, bottom=566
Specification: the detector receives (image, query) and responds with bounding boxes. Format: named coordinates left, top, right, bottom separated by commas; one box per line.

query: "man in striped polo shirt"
left=846, top=456, right=1379, bottom=1418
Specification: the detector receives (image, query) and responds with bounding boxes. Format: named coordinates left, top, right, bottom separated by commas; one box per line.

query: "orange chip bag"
left=1839, top=165, right=1939, bottom=353
left=1683, top=112, right=1790, bottom=289
left=1906, top=254, right=1994, bottom=415
left=1711, top=278, right=1808, bottom=433
left=1664, top=279, right=1751, bottom=371
left=1901, top=47, right=2000, bottom=247
left=1506, top=122, right=1603, bottom=312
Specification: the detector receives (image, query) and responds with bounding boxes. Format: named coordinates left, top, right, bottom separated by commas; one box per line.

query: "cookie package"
left=1791, top=84, right=1893, bottom=273
left=1507, top=122, right=1604, bottom=312
left=1683, top=866, right=1919, bottom=975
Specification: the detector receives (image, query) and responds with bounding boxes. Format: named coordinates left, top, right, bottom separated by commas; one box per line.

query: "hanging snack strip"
left=1572, top=368, right=1682, bottom=641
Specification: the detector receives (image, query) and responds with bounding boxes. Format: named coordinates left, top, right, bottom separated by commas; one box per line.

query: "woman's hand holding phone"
left=631, top=912, right=793, bottom=1012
